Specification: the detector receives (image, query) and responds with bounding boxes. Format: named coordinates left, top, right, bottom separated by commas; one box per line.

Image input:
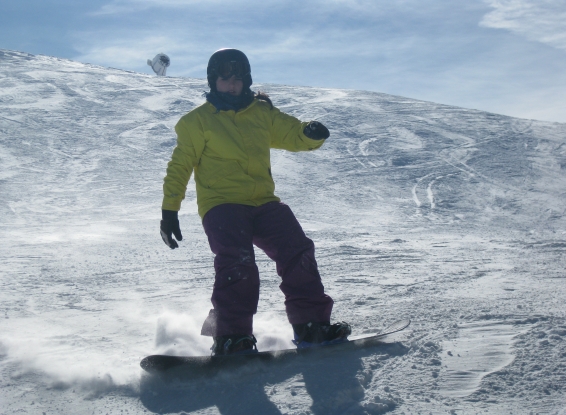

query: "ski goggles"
left=214, top=60, right=250, bottom=80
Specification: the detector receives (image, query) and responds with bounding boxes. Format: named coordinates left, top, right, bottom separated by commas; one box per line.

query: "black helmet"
left=207, top=48, right=252, bottom=91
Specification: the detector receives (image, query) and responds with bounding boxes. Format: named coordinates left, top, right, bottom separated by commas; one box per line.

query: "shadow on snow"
left=139, top=342, right=409, bottom=415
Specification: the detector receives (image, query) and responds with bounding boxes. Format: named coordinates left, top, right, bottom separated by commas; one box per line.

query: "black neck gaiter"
left=206, top=89, right=255, bottom=112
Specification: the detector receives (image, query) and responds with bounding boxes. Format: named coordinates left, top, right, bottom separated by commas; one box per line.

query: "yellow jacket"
left=162, top=98, right=326, bottom=218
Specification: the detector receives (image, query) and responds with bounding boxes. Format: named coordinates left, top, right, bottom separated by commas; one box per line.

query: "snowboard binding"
left=211, top=334, right=258, bottom=356
left=292, top=321, right=352, bottom=349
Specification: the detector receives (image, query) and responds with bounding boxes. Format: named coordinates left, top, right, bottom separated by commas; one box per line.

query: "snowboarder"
left=160, top=48, right=350, bottom=355
left=147, top=53, right=170, bottom=76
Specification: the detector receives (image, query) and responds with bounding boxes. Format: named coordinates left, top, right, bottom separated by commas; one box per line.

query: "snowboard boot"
left=292, top=321, right=352, bottom=349
left=211, top=334, right=258, bottom=356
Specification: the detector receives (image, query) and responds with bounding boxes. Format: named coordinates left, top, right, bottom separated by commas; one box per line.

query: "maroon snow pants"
left=200, top=201, right=334, bottom=337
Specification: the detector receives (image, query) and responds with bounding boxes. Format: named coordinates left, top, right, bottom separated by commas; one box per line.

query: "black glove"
left=160, top=210, right=183, bottom=249
left=303, top=121, right=330, bottom=140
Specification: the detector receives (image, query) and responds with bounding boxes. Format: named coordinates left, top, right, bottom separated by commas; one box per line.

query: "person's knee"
left=214, top=264, right=260, bottom=289
left=276, top=242, right=317, bottom=275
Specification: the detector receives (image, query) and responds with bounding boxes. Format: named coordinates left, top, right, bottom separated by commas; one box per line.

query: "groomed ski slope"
left=1, top=49, right=566, bottom=415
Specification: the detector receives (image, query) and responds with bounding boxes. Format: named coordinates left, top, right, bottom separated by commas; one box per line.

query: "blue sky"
left=2, top=0, right=566, bottom=122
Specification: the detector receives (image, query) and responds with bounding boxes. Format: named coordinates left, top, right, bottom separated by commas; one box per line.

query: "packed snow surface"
left=1, top=49, right=566, bottom=415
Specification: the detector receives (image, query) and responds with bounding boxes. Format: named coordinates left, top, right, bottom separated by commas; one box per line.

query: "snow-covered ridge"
left=1, top=49, right=565, bottom=415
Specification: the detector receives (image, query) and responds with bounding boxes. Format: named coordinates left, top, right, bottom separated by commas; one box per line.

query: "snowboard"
left=140, top=319, right=410, bottom=376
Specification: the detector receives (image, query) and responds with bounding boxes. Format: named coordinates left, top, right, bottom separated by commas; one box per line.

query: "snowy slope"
left=1, top=49, right=566, bottom=415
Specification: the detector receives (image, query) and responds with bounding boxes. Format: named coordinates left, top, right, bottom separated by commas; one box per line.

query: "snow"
left=1, top=48, right=566, bottom=414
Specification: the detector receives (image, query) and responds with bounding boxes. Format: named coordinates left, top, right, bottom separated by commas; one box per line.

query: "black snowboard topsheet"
left=140, top=319, right=410, bottom=376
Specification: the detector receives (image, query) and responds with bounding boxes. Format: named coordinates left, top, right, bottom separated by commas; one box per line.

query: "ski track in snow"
left=1, top=49, right=566, bottom=415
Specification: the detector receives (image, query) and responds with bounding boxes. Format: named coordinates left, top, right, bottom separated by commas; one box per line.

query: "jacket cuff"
left=162, top=209, right=179, bottom=221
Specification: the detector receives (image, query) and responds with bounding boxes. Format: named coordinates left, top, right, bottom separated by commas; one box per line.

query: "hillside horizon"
left=5, top=48, right=565, bottom=125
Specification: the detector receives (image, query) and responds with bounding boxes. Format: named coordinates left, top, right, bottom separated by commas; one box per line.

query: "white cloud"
left=91, top=0, right=437, bottom=18
left=92, top=0, right=281, bottom=15
left=480, top=0, right=566, bottom=50
left=93, top=0, right=202, bottom=15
